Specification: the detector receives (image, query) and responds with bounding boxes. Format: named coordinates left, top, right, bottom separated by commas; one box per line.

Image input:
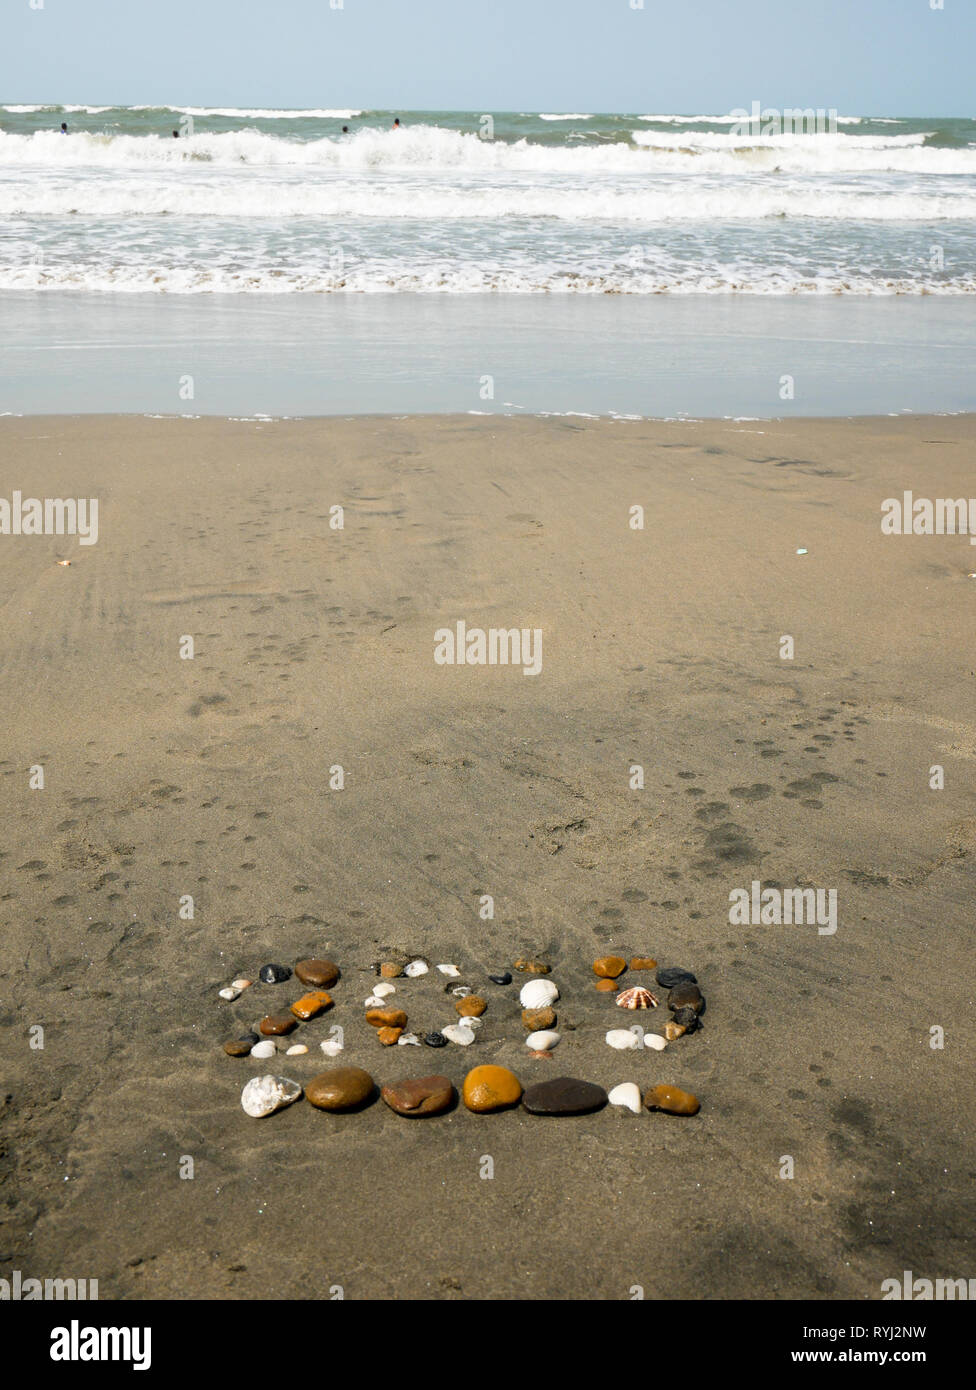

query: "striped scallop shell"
left=616, top=986, right=658, bottom=1010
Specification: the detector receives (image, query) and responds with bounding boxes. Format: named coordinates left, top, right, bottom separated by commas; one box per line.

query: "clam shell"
left=525, top=1029, right=561, bottom=1050
left=608, top=1082, right=642, bottom=1114
left=616, top=986, right=658, bottom=1010
left=519, top=978, right=559, bottom=1009
left=240, top=1074, right=302, bottom=1118
left=373, top=982, right=396, bottom=998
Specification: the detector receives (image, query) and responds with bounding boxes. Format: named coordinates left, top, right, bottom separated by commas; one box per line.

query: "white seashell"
left=404, top=960, right=428, bottom=977
left=219, top=986, right=242, bottom=1001
left=364, top=995, right=386, bottom=1008
left=397, top=1033, right=420, bottom=1046
left=231, top=978, right=252, bottom=991
left=373, top=982, right=396, bottom=997
left=320, top=1037, right=344, bottom=1057
left=608, top=1082, right=642, bottom=1114
left=250, top=1040, right=277, bottom=1059
left=644, top=1033, right=668, bottom=1051
left=285, top=1044, right=308, bottom=1056
left=437, top=963, right=461, bottom=976
left=460, top=1014, right=484, bottom=1030
left=605, top=1029, right=640, bottom=1051
left=241, top=1074, right=302, bottom=1118
left=451, top=985, right=472, bottom=998
left=519, top=978, right=559, bottom=1009
left=525, top=1030, right=560, bottom=1050
left=442, top=1024, right=476, bottom=1046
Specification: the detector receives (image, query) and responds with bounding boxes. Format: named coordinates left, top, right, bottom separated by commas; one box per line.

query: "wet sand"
left=1, top=412, right=974, bottom=1301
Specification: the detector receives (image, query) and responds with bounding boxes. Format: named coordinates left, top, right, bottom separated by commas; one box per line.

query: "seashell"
left=373, top=982, right=396, bottom=998
left=450, top=985, right=472, bottom=998
left=519, top=978, right=559, bottom=1009
left=404, top=960, right=428, bottom=977
left=442, top=1024, right=476, bottom=1046
left=285, top=1044, right=309, bottom=1056
left=459, top=1014, right=484, bottom=1030
left=665, top=1021, right=687, bottom=1041
left=525, top=1030, right=560, bottom=1050
left=232, top=978, right=253, bottom=991
left=397, top=1032, right=421, bottom=1045
left=608, top=1082, right=642, bottom=1114
left=363, top=995, right=387, bottom=1009
left=240, top=1074, right=302, bottom=1118
left=643, top=1033, right=668, bottom=1051
left=320, top=1037, right=344, bottom=1057
left=250, top=1040, right=277, bottom=1059
left=219, top=986, right=242, bottom=1001
left=437, top=964, right=461, bottom=977
left=616, top=986, right=658, bottom=1010
left=606, top=1029, right=641, bottom=1050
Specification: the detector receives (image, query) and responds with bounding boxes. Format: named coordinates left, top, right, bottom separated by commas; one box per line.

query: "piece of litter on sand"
left=796, top=548, right=808, bottom=555
left=56, top=559, right=71, bottom=566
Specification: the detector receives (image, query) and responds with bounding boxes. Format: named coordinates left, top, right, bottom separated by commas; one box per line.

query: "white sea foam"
left=539, top=113, right=594, bottom=120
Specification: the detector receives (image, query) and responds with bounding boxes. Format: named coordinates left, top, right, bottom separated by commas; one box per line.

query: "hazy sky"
left=5, top=0, right=974, bottom=115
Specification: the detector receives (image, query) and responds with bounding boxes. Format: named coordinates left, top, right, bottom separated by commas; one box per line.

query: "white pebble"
left=608, top=1082, right=642, bottom=1114
left=231, top=978, right=252, bottom=991
left=605, top=1029, right=640, bottom=1051
left=519, top=978, right=559, bottom=1009
left=397, top=1033, right=420, bottom=1046
left=250, top=1040, right=277, bottom=1059
left=525, top=1030, right=560, bottom=1050
left=320, top=1037, right=344, bottom=1057
left=373, top=982, right=396, bottom=998
left=442, top=1024, right=476, bottom=1046
left=643, top=1033, right=668, bottom=1051
left=240, top=1074, right=302, bottom=1118
left=404, top=960, right=428, bottom=977
left=285, top=1044, right=308, bottom=1056
left=437, top=963, right=461, bottom=976
left=218, top=986, right=242, bottom=1001
left=364, top=995, right=386, bottom=1009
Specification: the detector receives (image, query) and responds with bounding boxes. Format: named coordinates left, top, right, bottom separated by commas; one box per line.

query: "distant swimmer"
left=60, top=122, right=67, bottom=134
left=393, top=117, right=401, bottom=129
left=342, top=125, right=349, bottom=133
left=172, top=129, right=179, bottom=138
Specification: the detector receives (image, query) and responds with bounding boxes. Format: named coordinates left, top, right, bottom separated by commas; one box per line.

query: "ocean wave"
left=129, top=105, right=364, bottom=119
left=538, top=113, right=594, bottom=120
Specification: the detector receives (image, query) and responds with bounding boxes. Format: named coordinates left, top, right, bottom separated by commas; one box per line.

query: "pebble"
left=241, top=1074, right=302, bottom=1118
left=397, top=1032, right=420, bottom=1046
left=656, top=966, right=698, bottom=989
left=606, top=1029, right=641, bottom=1050
left=462, top=1065, right=522, bottom=1112
left=629, top=957, right=657, bottom=972
left=320, top=1037, right=344, bottom=1057
left=294, top=958, right=339, bottom=988
left=373, top=982, right=397, bottom=998
left=595, top=979, right=618, bottom=993
left=608, top=1082, right=642, bottom=1114
left=645, top=1083, right=700, bottom=1116
left=522, top=1077, right=608, bottom=1116
left=593, top=956, right=627, bottom=979
left=404, top=960, right=428, bottom=978
left=285, top=1043, right=309, bottom=1056
left=250, top=1039, right=277, bottom=1059
left=218, top=986, right=242, bottom=1001
left=436, top=964, right=461, bottom=977
left=381, top=1075, right=455, bottom=1117
left=455, top=995, right=487, bottom=1017
left=424, top=1031, right=448, bottom=1048
left=488, top=971, right=512, bottom=986
left=291, top=992, right=332, bottom=1020
left=377, top=1026, right=403, bottom=1046
left=259, top=964, right=291, bottom=984
left=305, top=1066, right=375, bottom=1111
left=521, top=1005, right=557, bottom=1031
left=260, top=1014, right=297, bottom=1036
left=644, top=1033, right=668, bottom=1051
left=671, top=1005, right=701, bottom=1033
left=379, top=961, right=403, bottom=978
left=525, top=1030, right=560, bottom=1050
left=366, top=1007, right=408, bottom=1029
left=232, top=978, right=253, bottom=991
left=664, top=1021, right=687, bottom=1041
left=442, top=1024, right=476, bottom=1046
left=223, top=1038, right=253, bottom=1057
left=513, top=958, right=550, bottom=974
left=668, top=983, right=705, bottom=1013
left=519, top=978, right=559, bottom=1009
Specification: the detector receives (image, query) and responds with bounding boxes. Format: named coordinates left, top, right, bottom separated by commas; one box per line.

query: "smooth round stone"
left=442, top=1024, right=476, bottom=1046
left=606, top=1029, right=640, bottom=1051
left=519, top=978, right=559, bottom=1009
left=250, top=1039, right=276, bottom=1059
left=630, top=957, right=657, bottom=972
left=241, top=1074, right=302, bottom=1118
left=671, top=1006, right=701, bottom=1033
left=260, top=1013, right=297, bottom=1036
left=522, top=1077, right=608, bottom=1116
left=656, top=966, right=698, bottom=989
left=223, top=1038, right=253, bottom=1057
left=424, top=1032, right=448, bottom=1048
left=239, top=1031, right=259, bottom=1045
left=644, top=1033, right=668, bottom=1051
left=404, top=960, right=428, bottom=978
left=522, top=1005, right=556, bottom=1032
left=294, top=958, right=339, bottom=988
left=489, top=971, right=512, bottom=986
left=285, top=1043, right=309, bottom=1056
left=366, top=1006, right=408, bottom=1029
left=525, top=1029, right=560, bottom=1050
left=291, top=992, right=332, bottom=1020
left=462, top=1065, right=522, bottom=1112
left=437, top=963, right=461, bottom=977
left=219, top=986, right=242, bottom=1001
left=305, top=1067, right=375, bottom=1111
left=455, top=995, right=487, bottom=1018
left=593, top=956, right=627, bottom=979
left=668, top=982, right=705, bottom=1013
left=645, top=1083, right=700, bottom=1116
left=259, top=964, right=291, bottom=984
left=513, top=958, right=550, bottom=974
left=595, top=979, right=618, bottom=993
left=231, top=978, right=253, bottom=991
left=377, top=1026, right=403, bottom=1046
left=373, top=982, right=396, bottom=998
left=608, top=1082, right=642, bottom=1114
left=381, top=1075, right=455, bottom=1117
left=379, top=961, right=403, bottom=978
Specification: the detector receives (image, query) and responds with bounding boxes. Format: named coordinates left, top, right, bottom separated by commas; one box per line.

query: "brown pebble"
left=595, top=978, right=619, bottom=993
left=664, top=1021, right=688, bottom=1041
left=377, top=1026, right=403, bottom=1046
left=521, top=1006, right=557, bottom=1031
left=456, top=995, right=487, bottom=1017
left=365, top=1007, right=408, bottom=1029
left=462, top=1065, right=523, bottom=1112
left=381, top=1075, right=455, bottom=1117
left=630, top=956, right=658, bottom=971
left=379, top=961, right=403, bottom=978
left=223, top=1039, right=253, bottom=1057
left=260, top=1013, right=298, bottom=1036
left=593, top=956, right=627, bottom=979
left=668, top=981, right=704, bottom=1013
left=513, top=958, right=551, bottom=974
left=306, top=1067, right=375, bottom=1111
left=290, top=991, right=333, bottom=1020
left=645, top=1083, right=700, bottom=1116
left=294, top=958, right=340, bottom=988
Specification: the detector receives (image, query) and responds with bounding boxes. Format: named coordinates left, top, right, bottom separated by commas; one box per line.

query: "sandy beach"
left=2, top=410, right=974, bottom=1301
